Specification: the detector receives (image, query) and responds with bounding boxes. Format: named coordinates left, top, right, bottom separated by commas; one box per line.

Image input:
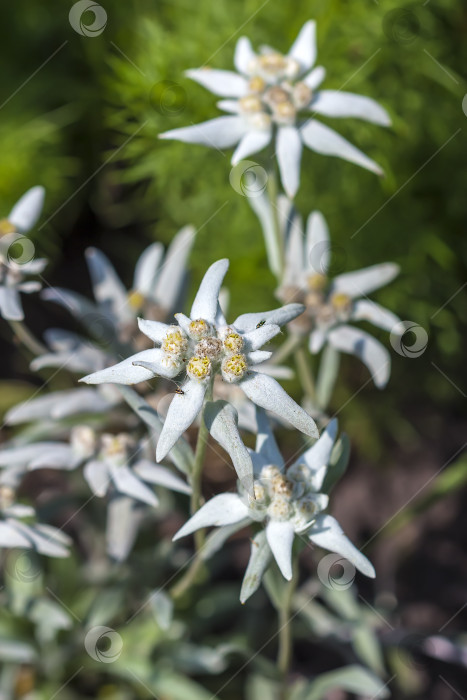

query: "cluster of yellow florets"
left=99, top=433, right=133, bottom=465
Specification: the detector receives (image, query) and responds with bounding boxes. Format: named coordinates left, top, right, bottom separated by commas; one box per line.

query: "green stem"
left=9, top=320, right=46, bottom=356
left=294, top=346, right=316, bottom=403
left=266, top=166, right=285, bottom=280
left=170, top=550, right=205, bottom=600
left=271, top=332, right=303, bottom=366
left=189, top=381, right=213, bottom=550
left=277, top=560, right=298, bottom=695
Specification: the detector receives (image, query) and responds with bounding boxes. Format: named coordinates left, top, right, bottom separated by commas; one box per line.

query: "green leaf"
left=304, top=665, right=390, bottom=699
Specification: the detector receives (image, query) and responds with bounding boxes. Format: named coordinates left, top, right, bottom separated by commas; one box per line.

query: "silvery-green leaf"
left=13, top=521, right=70, bottom=558
left=137, top=318, right=170, bottom=344
left=312, top=90, right=391, bottom=126
left=83, top=459, right=110, bottom=497
left=0, top=639, right=37, bottom=663
left=85, top=248, right=130, bottom=322
left=41, top=287, right=101, bottom=324
left=200, top=519, right=250, bottom=561
left=160, top=116, right=247, bottom=149
left=328, top=324, right=390, bottom=388
left=29, top=444, right=80, bottom=471
left=240, top=372, right=319, bottom=439
left=156, top=379, right=207, bottom=462
left=266, top=520, right=295, bottom=580
left=117, top=386, right=194, bottom=475
left=80, top=348, right=169, bottom=385
left=232, top=129, right=272, bottom=165
left=190, top=258, right=229, bottom=324
left=247, top=192, right=282, bottom=279
left=153, top=225, right=196, bottom=312
left=149, top=589, right=174, bottom=631
left=276, top=126, right=302, bottom=198
left=8, top=186, right=45, bottom=232
left=288, top=20, right=317, bottom=72
left=108, top=464, right=158, bottom=506
left=173, top=493, right=250, bottom=540
left=316, top=342, right=340, bottom=409
left=133, top=460, right=191, bottom=495
left=205, top=401, right=254, bottom=495
left=255, top=406, right=284, bottom=470
left=233, top=303, right=305, bottom=333
left=186, top=68, right=248, bottom=97
left=106, top=495, right=143, bottom=561
left=0, top=287, right=23, bottom=321
left=331, top=262, right=399, bottom=298
left=234, top=36, right=256, bottom=74
left=0, top=442, right=60, bottom=467
left=301, top=119, right=383, bottom=176
left=309, top=514, right=375, bottom=578
left=303, top=65, right=326, bottom=90
left=240, top=530, right=272, bottom=603
left=306, top=210, right=330, bottom=276
left=30, top=598, right=73, bottom=642
left=304, top=664, right=390, bottom=699
left=351, top=299, right=400, bottom=332
left=133, top=242, right=164, bottom=296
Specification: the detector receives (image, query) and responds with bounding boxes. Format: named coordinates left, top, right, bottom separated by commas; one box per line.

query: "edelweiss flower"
left=0, top=186, right=46, bottom=320
left=42, top=225, right=196, bottom=343
left=277, top=208, right=400, bottom=388
left=173, top=406, right=375, bottom=602
left=0, top=486, right=71, bottom=558
left=81, top=259, right=318, bottom=462
left=160, top=21, right=390, bottom=197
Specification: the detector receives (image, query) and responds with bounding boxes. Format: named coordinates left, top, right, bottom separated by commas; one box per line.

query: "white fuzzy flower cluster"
left=160, top=20, right=391, bottom=197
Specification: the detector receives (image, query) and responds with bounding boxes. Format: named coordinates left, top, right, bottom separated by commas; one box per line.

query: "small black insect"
left=256, top=320, right=266, bottom=329
left=175, top=387, right=185, bottom=395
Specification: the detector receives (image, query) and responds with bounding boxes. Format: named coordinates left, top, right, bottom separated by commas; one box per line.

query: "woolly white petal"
left=153, top=225, right=196, bottom=311
left=247, top=350, right=273, bottom=365
left=331, top=263, right=400, bottom=298
left=255, top=406, right=284, bottom=470
left=266, top=519, right=295, bottom=580
left=204, top=401, right=254, bottom=496
left=137, top=318, right=170, bottom=344
left=232, top=128, right=272, bottom=165
left=0, top=287, right=23, bottom=321
left=190, top=258, right=229, bottom=323
left=160, top=116, right=247, bottom=149
left=8, top=186, right=45, bottom=232
left=301, top=119, right=383, bottom=176
left=106, top=495, right=142, bottom=562
left=234, top=36, right=256, bottom=74
left=306, top=210, right=331, bottom=276
left=133, top=242, right=164, bottom=296
left=309, top=513, right=375, bottom=577
left=0, top=521, right=32, bottom=548
left=133, top=460, right=191, bottom=495
left=83, top=460, right=110, bottom=497
left=173, top=493, right=250, bottom=540
left=309, top=328, right=327, bottom=354
left=80, top=349, right=169, bottom=385
left=277, top=126, right=303, bottom=198
left=240, top=530, right=272, bottom=603
left=295, top=419, right=338, bottom=490
left=288, top=20, right=317, bottom=72
left=312, top=91, right=391, bottom=126
left=186, top=68, right=248, bottom=97
left=328, top=325, right=390, bottom=388
left=156, top=379, right=207, bottom=461
left=233, top=303, right=305, bottom=333
left=303, top=65, right=326, bottom=90
left=240, top=372, right=319, bottom=439
left=242, top=323, right=280, bottom=351
left=351, top=300, right=400, bottom=333
left=217, top=99, right=241, bottom=114
left=85, top=248, right=129, bottom=321
left=108, top=464, right=158, bottom=507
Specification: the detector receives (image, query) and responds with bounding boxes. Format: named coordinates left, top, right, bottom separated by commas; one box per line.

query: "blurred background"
left=0, top=0, right=466, bottom=698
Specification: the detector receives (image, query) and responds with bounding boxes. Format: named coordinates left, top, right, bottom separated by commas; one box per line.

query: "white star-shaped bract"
left=173, top=406, right=375, bottom=602
left=278, top=207, right=401, bottom=388
left=160, top=21, right=391, bottom=197
left=80, top=258, right=318, bottom=463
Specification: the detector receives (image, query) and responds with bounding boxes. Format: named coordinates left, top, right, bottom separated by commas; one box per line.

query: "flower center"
left=127, top=290, right=145, bottom=310
left=221, top=353, right=248, bottom=383
left=187, top=356, right=211, bottom=381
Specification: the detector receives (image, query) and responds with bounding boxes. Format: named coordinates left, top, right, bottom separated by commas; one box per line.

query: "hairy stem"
left=189, top=382, right=213, bottom=550
left=9, top=320, right=46, bottom=356
left=294, top=346, right=316, bottom=403
left=170, top=550, right=205, bottom=600
left=277, top=561, right=298, bottom=694
left=266, top=166, right=285, bottom=280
